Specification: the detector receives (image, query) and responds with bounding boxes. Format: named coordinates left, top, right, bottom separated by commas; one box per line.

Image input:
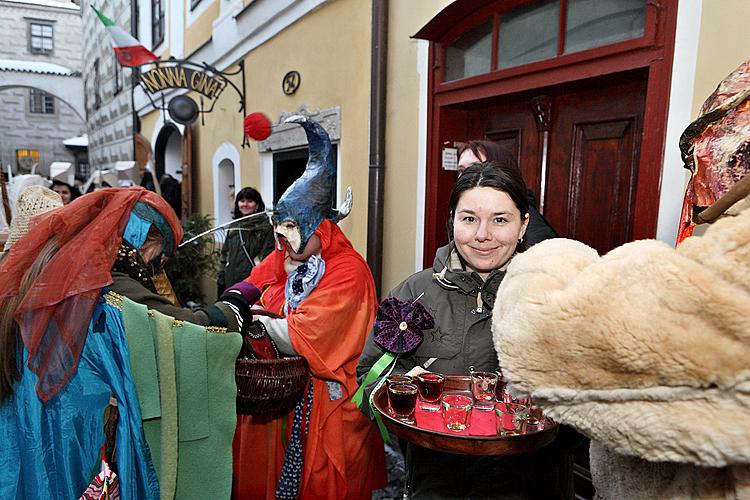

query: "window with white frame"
left=114, top=54, right=123, bottom=94
left=152, top=0, right=165, bottom=48
left=28, top=21, right=53, bottom=55
left=94, top=59, right=102, bottom=109
left=29, top=89, right=55, bottom=114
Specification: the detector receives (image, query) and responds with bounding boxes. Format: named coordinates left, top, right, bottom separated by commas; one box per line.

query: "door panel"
left=546, top=78, right=645, bottom=254
left=478, top=97, right=541, bottom=198
left=568, top=119, right=637, bottom=253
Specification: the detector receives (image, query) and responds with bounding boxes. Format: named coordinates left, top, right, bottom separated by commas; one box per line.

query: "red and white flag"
left=92, top=6, right=158, bottom=67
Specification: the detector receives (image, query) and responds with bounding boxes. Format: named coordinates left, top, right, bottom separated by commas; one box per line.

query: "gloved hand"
left=221, top=281, right=261, bottom=306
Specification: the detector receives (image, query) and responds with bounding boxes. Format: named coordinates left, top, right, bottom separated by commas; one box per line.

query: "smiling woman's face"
left=452, top=186, right=528, bottom=277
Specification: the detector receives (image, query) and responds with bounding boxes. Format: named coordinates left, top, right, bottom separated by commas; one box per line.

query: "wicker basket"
left=236, top=356, right=310, bottom=416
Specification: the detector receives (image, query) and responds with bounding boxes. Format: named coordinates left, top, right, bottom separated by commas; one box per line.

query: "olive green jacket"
left=111, top=272, right=241, bottom=332
left=217, top=216, right=275, bottom=294
left=356, top=243, right=575, bottom=499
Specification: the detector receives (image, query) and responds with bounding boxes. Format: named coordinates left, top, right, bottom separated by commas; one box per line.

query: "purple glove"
left=222, top=281, right=261, bottom=306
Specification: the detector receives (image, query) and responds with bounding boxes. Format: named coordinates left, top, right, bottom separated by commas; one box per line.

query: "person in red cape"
left=231, top=115, right=386, bottom=499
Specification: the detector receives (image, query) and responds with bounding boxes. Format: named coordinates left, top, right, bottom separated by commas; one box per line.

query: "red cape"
left=233, top=220, right=386, bottom=499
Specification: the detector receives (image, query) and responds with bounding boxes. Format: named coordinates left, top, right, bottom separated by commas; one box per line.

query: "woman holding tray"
left=357, top=161, right=577, bottom=499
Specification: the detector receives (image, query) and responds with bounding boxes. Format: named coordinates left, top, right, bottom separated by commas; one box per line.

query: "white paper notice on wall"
left=442, top=147, right=458, bottom=171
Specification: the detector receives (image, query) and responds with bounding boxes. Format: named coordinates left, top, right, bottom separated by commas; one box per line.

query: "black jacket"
left=525, top=191, right=558, bottom=246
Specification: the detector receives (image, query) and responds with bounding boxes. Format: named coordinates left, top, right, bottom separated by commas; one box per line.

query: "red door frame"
left=420, top=0, right=679, bottom=267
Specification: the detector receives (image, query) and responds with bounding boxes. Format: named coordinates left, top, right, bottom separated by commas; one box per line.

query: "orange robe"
left=233, top=220, right=386, bottom=499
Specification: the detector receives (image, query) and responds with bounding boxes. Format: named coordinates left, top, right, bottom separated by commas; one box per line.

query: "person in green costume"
left=0, top=187, right=245, bottom=499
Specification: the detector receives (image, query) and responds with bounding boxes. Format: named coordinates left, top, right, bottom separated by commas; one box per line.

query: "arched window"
left=212, top=143, right=241, bottom=242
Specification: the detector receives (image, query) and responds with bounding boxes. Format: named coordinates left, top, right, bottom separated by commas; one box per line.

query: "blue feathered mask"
left=273, top=115, right=352, bottom=254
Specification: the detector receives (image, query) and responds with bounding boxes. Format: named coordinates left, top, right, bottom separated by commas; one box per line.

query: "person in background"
left=51, top=179, right=81, bottom=205
left=458, top=140, right=557, bottom=245
left=159, top=174, right=182, bottom=218
left=357, top=162, right=577, bottom=499
left=74, top=173, right=87, bottom=193
left=0, top=185, right=62, bottom=263
left=216, top=187, right=275, bottom=296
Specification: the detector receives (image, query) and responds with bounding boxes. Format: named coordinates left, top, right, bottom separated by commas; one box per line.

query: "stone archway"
left=0, top=67, right=84, bottom=121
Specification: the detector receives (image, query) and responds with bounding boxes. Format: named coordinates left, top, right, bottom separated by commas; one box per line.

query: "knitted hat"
left=5, top=185, right=63, bottom=250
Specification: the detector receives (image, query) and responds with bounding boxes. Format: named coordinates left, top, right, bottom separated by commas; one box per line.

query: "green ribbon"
left=351, top=352, right=397, bottom=442
left=351, top=352, right=396, bottom=407
left=369, top=377, right=391, bottom=442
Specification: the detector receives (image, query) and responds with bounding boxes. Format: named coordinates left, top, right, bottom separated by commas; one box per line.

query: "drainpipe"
left=130, top=0, right=139, bottom=153
left=367, top=0, right=388, bottom=297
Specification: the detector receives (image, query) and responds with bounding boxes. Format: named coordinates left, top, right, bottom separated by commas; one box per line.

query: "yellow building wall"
left=192, top=0, right=372, bottom=256
left=381, top=1, right=451, bottom=293
left=692, top=0, right=750, bottom=117
left=184, top=0, right=219, bottom=56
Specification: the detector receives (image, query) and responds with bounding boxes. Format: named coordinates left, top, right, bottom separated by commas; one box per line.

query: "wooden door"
left=545, top=79, right=645, bottom=255
left=467, top=74, right=646, bottom=256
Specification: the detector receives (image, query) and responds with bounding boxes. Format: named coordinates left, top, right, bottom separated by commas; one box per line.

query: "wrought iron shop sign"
left=139, top=65, right=227, bottom=100
left=132, top=58, right=249, bottom=146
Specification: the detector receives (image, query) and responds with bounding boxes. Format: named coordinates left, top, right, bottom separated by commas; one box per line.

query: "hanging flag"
left=91, top=6, right=158, bottom=67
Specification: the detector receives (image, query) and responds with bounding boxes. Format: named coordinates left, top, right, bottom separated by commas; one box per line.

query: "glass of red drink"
left=416, top=372, right=445, bottom=412
left=385, top=374, right=413, bottom=388
left=387, top=382, right=418, bottom=424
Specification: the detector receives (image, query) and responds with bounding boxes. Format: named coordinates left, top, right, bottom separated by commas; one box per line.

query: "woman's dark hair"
left=51, top=180, right=81, bottom=201
left=457, top=140, right=517, bottom=170
left=233, top=187, right=265, bottom=219
left=447, top=161, right=530, bottom=240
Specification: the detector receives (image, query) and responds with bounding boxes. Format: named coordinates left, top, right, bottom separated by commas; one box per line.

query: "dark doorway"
left=154, top=124, right=182, bottom=182
left=272, top=145, right=338, bottom=206
left=154, top=124, right=183, bottom=218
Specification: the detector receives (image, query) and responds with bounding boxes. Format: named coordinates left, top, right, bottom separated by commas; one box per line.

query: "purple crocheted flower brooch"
left=373, top=296, right=434, bottom=354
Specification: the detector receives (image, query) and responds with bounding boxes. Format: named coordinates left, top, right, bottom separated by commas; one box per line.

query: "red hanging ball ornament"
left=243, top=112, right=273, bottom=141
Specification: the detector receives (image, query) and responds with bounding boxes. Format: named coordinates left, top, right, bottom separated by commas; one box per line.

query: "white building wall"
left=0, top=0, right=85, bottom=176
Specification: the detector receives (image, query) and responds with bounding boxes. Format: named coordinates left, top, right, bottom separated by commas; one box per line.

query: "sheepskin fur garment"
left=492, top=198, right=750, bottom=499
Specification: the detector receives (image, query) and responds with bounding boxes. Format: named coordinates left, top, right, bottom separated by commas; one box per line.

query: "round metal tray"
left=373, top=375, right=558, bottom=456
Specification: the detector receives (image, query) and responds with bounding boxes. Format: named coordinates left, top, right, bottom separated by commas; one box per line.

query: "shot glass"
left=385, top=375, right=413, bottom=417
left=387, top=382, right=418, bottom=424
left=385, top=374, right=413, bottom=388
left=495, top=404, right=528, bottom=436
left=526, top=404, right=544, bottom=431
left=494, top=370, right=506, bottom=403
left=442, top=393, right=473, bottom=432
left=416, top=372, right=445, bottom=412
left=470, top=371, right=498, bottom=411
left=501, top=390, right=530, bottom=413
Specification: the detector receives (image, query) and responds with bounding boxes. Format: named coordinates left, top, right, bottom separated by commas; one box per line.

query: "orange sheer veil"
left=0, top=187, right=182, bottom=402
